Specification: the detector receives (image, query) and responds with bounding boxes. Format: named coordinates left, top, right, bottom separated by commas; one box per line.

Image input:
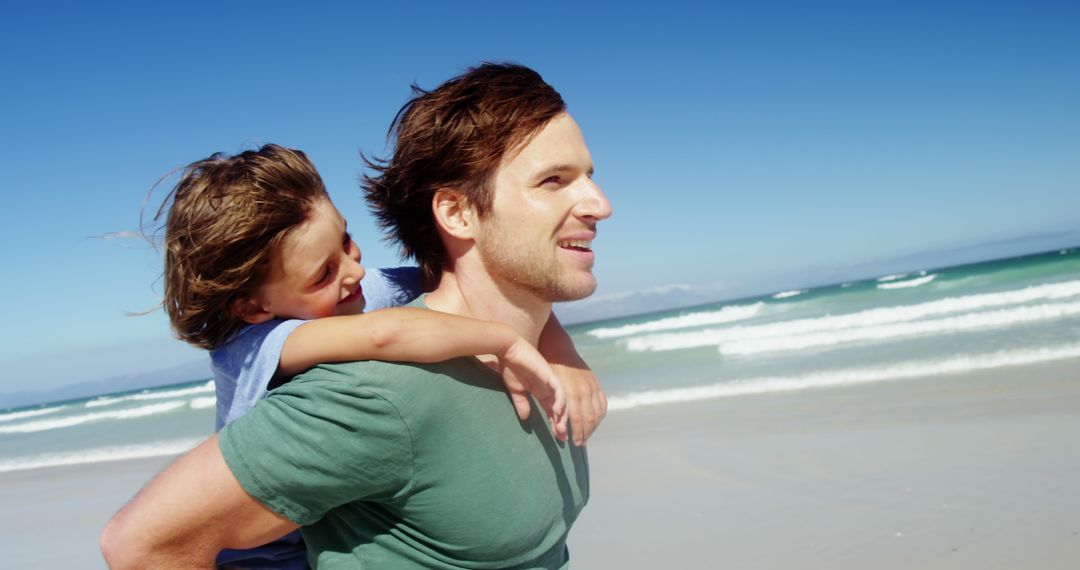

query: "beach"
left=5, top=359, right=1078, bottom=568
left=571, top=361, right=1080, bottom=569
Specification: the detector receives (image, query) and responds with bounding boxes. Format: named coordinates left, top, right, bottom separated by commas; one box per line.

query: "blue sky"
left=2, top=0, right=1078, bottom=398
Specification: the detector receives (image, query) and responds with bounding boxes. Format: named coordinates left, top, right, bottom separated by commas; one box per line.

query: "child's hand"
left=553, top=363, right=607, bottom=446
left=496, top=338, right=569, bottom=441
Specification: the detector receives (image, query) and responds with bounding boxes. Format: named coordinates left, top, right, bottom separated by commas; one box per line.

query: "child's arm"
left=538, top=313, right=607, bottom=446
left=279, top=307, right=568, bottom=440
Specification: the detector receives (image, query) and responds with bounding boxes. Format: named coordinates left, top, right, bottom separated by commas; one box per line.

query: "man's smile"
left=557, top=230, right=596, bottom=254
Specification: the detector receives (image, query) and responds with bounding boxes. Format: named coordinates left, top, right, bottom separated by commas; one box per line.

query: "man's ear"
left=432, top=188, right=477, bottom=240
left=230, top=295, right=274, bottom=325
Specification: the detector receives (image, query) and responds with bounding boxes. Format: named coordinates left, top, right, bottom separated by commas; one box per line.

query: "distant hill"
left=0, top=358, right=211, bottom=410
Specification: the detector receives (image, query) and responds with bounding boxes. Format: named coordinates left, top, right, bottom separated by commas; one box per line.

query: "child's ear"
left=230, top=295, right=274, bottom=325
left=432, top=188, right=477, bottom=240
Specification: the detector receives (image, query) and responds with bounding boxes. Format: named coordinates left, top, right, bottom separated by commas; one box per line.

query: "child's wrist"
left=494, top=323, right=522, bottom=357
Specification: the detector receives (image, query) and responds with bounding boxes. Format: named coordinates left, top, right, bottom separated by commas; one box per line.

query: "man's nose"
left=579, top=179, right=612, bottom=222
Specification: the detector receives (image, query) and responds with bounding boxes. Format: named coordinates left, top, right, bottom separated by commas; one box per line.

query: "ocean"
left=3, top=246, right=1079, bottom=474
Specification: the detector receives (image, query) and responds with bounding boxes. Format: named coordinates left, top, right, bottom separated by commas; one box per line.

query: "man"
left=100, top=63, right=612, bottom=569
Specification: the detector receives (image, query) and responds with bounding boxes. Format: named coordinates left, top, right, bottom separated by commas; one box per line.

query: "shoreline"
left=4, top=360, right=1078, bottom=568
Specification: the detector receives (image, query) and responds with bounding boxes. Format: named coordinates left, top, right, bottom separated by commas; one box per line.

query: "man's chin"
left=547, top=276, right=598, bottom=303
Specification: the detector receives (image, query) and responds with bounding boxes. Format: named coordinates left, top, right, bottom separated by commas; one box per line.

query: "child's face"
left=253, top=198, right=367, bottom=321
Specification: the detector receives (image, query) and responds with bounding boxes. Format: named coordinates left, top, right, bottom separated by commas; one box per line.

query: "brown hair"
left=362, top=62, right=566, bottom=285
left=153, top=144, right=328, bottom=350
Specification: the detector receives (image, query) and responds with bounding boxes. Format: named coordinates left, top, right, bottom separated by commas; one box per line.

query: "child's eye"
left=315, top=267, right=331, bottom=285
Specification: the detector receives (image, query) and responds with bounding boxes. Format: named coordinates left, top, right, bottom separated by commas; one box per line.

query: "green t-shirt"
left=219, top=309, right=590, bottom=569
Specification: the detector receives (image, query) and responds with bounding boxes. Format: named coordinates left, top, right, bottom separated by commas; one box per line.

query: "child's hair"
left=153, top=144, right=329, bottom=350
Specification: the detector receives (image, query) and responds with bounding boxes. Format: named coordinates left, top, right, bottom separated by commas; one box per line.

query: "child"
left=153, top=144, right=601, bottom=569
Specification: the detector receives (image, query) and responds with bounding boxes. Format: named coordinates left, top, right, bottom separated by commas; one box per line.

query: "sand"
left=4, top=361, right=1078, bottom=568
left=569, top=362, right=1080, bottom=568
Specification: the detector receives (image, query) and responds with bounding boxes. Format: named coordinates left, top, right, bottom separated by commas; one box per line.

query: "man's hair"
left=154, top=144, right=328, bottom=350
left=363, top=62, right=566, bottom=285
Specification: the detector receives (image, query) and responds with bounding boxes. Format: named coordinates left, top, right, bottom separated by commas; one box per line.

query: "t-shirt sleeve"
left=210, top=319, right=307, bottom=430
left=363, top=266, right=423, bottom=312
left=218, top=369, right=415, bottom=526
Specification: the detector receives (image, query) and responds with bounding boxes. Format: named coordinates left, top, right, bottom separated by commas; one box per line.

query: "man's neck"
left=425, top=266, right=550, bottom=346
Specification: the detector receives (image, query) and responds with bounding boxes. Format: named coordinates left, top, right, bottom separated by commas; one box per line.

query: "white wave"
left=586, top=303, right=764, bottom=339
left=0, top=405, right=67, bottom=423
left=84, top=380, right=214, bottom=408
left=189, top=396, right=217, bottom=410
left=85, top=396, right=123, bottom=408
left=608, top=343, right=1080, bottom=411
left=720, top=300, right=1080, bottom=356
left=877, top=274, right=937, bottom=290
left=0, top=401, right=188, bottom=435
left=772, top=290, right=806, bottom=299
left=626, top=279, right=1080, bottom=353
left=876, top=273, right=909, bottom=283
left=0, top=437, right=203, bottom=474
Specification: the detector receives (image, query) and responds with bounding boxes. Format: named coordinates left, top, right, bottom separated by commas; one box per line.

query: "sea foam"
left=0, top=437, right=203, bottom=473
left=586, top=302, right=764, bottom=339
left=84, top=380, right=214, bottom=408
left=877, top=274, right=937, bottom=290
left=189, top=396, right=217, bottom=410
left=720, top=300, right=1080, bottom=356
left=0, top=401, right=188, bottom=435
left=626, top=279, right=1080, bottom=353
left=607, top=343, right=1080, bottom=411
left=0, top=405, right=67, bottom=424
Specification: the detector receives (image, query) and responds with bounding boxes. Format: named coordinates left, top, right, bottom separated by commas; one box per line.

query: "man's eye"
left=541, top=176, right=562, bottom=186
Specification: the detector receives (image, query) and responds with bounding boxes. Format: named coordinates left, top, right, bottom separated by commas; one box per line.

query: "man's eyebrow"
left=534, top=164, right=595, bottom=179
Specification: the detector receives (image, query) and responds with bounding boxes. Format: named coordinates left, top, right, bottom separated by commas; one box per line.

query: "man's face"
left=476, top=112, right=613, bottom=303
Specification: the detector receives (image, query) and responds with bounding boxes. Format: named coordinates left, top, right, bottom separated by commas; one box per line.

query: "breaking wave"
left=586, top=303, right=764, bottom=339
left=0, top=401, right=188, bottom=435
left=626, top=280, right=1080, bottom=353
left=608, top=343, right=1080, bottom=411
left=0, top=438, right=203, bottom=473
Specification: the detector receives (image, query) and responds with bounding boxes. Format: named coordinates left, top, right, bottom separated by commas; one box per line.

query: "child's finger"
left=546, top=393, right=568, bottom=442
left=568, top=398, right=585, bottom=446
left=553, top=393, right=566, bottom=420
left=510, top=393, right=532, bottom=421
left=551, top=377, right=567, bottom=418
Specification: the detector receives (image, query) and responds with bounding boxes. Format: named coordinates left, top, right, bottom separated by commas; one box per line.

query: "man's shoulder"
left=286, top=357, right=498, bottom=402
left=296, top=358, right=447, bottom=383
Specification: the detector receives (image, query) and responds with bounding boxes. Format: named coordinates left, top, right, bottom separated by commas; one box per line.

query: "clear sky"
left=2, top=0, right=1078, bottom=397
